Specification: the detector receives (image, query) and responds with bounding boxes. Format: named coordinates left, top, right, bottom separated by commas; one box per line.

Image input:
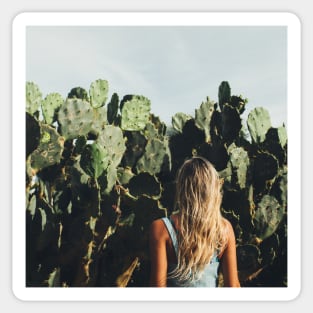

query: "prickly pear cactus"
left=96, top=125, right=126, bottom=168
left=41, top=93, right=64, bottom=125
left=195, top=97, right=215, bottom=143
left=171, top=112, right=192, bottom=133
left=80, top=143, right=110, bottom=179
left=120, top=95, right=151, bottom=131
left=89, top=79, right=109, bottom=108
left=253, top=195, right=284, bottom=240
left=25, top=79, right=288, bottom=288
left=26, top=81, right=42, bottom=115
left=30, top=124, right=65, bottom=171
left=247, top=107, right=272, bottom=144
left=218, top=81, right=231, bottom=110
left=57, top=98, right=94, bottom=140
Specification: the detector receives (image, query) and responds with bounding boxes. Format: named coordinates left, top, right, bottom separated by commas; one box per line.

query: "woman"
left=149, top=156, right=240, bottom=287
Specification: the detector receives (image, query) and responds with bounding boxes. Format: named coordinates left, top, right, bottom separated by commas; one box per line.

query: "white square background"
left=1, top=0, right=310, bottom=311
left=13, top=11, right=300, bottom=302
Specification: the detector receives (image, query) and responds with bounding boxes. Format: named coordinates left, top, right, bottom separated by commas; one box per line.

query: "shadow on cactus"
left=25, top=79, right=287, bottom=287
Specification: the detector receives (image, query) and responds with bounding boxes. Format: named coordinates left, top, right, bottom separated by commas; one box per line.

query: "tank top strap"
left=161, top=217, right=178, bottom=256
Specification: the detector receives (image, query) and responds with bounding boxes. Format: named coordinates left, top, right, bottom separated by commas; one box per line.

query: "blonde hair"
left=169, top=156, right=228, bottom=283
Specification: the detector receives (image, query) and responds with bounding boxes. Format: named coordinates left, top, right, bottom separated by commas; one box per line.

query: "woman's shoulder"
left=218, top=218, right=236, bottom=258
left=149, top=217, right=169, bottom=241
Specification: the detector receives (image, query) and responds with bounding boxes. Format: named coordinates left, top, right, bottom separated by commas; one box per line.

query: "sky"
left=26, top=26, right=287, bottom=128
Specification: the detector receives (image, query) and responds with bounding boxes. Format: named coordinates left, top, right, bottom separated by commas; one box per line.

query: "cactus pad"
left=247, top=107, right=272, bottom=144
left=57, top=98, right=94, bottom=140
left=253, top=195, right=284, bottom=240
left=26, top=81, right=42, bottom=115
left=80, top=143, right=110, bottom=178
left=41, top=93, right=64, bottom=125
left=120, top=95, right=151, bottom=131
left=96, top=125, right=126, bottom=168
left=30, top=124, right=65, bottom=171
left=195, top=97, right=215, bottom=143
left=89, top=79, right=109, bottom=108
left=172, top=112, right=192, bottom=133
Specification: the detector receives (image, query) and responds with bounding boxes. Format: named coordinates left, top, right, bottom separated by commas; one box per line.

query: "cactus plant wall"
left=25, top=79, right=287, bottom=287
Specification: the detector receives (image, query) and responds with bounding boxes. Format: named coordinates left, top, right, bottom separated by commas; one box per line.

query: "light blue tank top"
left=162, top=217, right=220, bottom=287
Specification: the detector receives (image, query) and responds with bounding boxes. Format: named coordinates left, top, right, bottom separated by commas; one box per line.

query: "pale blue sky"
left=26, top=26, right=287, bottom=127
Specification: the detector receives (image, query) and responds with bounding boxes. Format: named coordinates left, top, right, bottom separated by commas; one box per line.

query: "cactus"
left=98, top=163, right=118, bottom=195
left=171, top=112, right=192, bottom=133
left=26, top=81, right=42, bottom=116
left=247, top=107, right=272, bottom=144
left=218, top=81, right=231, bottom=110
left=195, top=97, right=215, bottom=143
left=67, top=87, right=89, bottom=101
left=57, top=98, right=94, bottom=140
left=128, top=172, right=162, bottom=199
left=122, top=131, right=147, bottom=169
left=253, top=151, right=279, bottom=190
left=107, top=93, right=119, bottom=124
left=26, top=112, right=40, bottom=158
left=230, top=95, right=247, bottom=114
left=30, top=124, right=65, bottom=171
left=25, top=79, right=288, bottom=288
left=229, top=146, right=250, bottom=189
left=41, top=93, right=64, bottom=125
left=90, top=105, right=108, bottom=136
left=120, top=95, right=151, bottom=131
left=220, top=104, right=242, bottom=143
left=96, top=125, right=126, bottom=168
left=253, top=195, right=285, bottom=241
left=80, top=143, right=110, bottom=179
left=89, top=79, right=109, bottom=108
left=136, top=138, right=171, bottom=175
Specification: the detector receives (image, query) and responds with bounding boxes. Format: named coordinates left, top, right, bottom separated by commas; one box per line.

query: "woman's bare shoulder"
left=149, top=218, right=168, bottom=241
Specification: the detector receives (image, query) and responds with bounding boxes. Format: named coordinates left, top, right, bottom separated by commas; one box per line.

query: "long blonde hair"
left=169, top=156, right=228, bottom=283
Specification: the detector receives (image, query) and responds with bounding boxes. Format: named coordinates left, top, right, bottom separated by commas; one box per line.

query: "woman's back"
left=162, top=216, right=220, bottom=287
left=149, top=157, right=240, bottom=287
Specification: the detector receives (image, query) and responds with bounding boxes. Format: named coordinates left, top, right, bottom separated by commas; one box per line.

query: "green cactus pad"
left=26, top=81, right=42, bottom=115
left=117, top=167, right=135, bottom=185
left=277, top=125, right=287, bottom=148
left=230, top=146, right=250, bottom=189
left=67, top=87, right=89, bottom=101
left=26, top=112, right=40, bottom=158
left=221, top=104, right=242, bottom=143
left=120, top=95, right=151, bottom=131
left=80, top=143, right=110, bottom=178
left=41, top=93, right=64, bottom=125
left=263, top=127, right=287, bottom=166
left=90, top=105, right=108, bottom=136
left=130, top=196, right=166, bottom=230
left=150, top=114, right=167, bottom=137
left=253, top=152, right=279, bottom=184
left=171, top=112, right=193, bottom=133
left=230, top=95, right=247, bottom=114
left=195, top=97, right=215, bottom=143
left=136, top=138, right=171, bottom=175
left=98, top=163, right=118, bottom=195
left=128, top=172, right=162, bottom=199
left=236, top=244, right=261, bottom=272
left=143, top=122, right=159, bottom=141
left=30, top=124, right=65, bottom=171
left=122, top=131, right=147, bottom=168
left=89, top=79, right=109, bottom=108
left=253, top=195, right=284, bottom=240
left=96, top=125, right=126, bottom=168
left=107, top=93, right=119, bottom=124
left=218, top=81, right=231, bottom=110
left=247, top=107, right=272, bottom=144
left=57, top=98, right=94, bottom=140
